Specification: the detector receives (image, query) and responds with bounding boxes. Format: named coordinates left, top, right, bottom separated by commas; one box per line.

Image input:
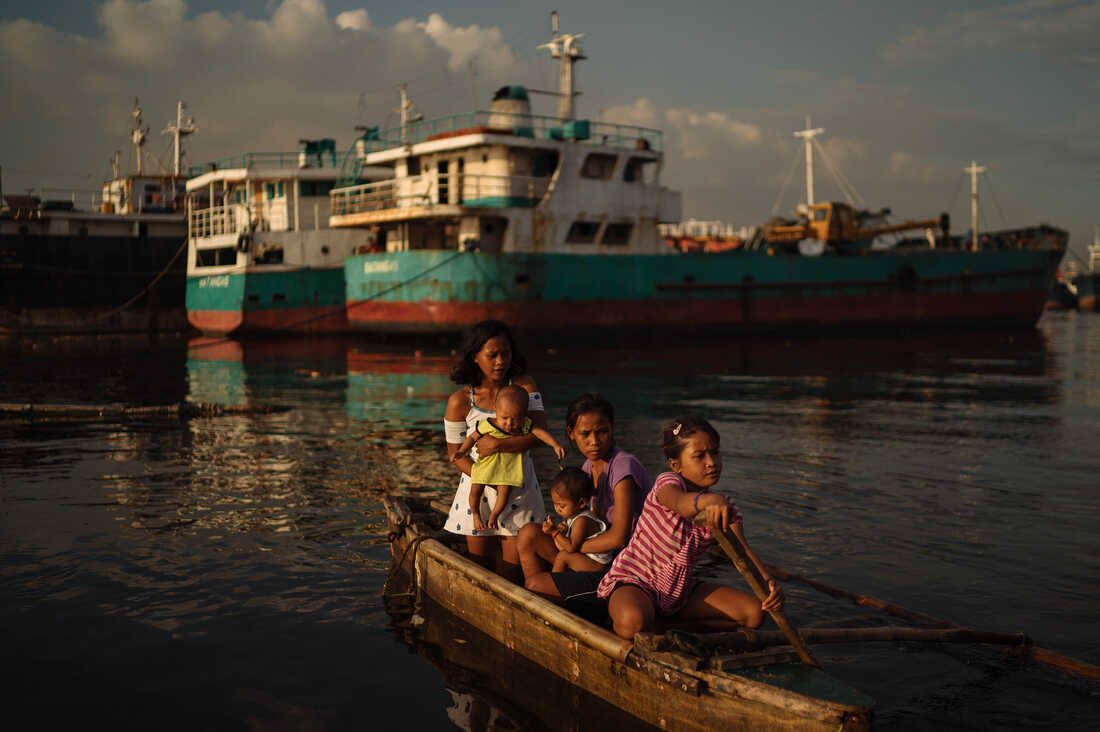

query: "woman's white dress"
left=444, top=392, right=545, bottom=537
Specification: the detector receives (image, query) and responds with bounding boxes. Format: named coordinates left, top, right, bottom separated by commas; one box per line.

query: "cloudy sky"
left=2, top=0, right=1097, bottom=259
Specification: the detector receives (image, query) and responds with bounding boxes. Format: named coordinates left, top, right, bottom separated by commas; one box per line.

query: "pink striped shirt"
left=596, top=472, right=743, bottom=615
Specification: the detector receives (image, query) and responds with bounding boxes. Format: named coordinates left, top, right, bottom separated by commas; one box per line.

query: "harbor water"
left=2, top=314, right=1099, bottom=730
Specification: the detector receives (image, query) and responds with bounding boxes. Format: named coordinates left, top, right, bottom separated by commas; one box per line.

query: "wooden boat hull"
left=385, top=496, right=873, bottom=731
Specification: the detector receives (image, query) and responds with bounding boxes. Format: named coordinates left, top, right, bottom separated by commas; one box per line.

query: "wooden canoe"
left=384, top=494, right=874, bottom=731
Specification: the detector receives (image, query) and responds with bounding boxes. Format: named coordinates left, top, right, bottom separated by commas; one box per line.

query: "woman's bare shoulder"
left=445, top=388, right=469, bottom=420
left=513, top=373, right=539, bottom=392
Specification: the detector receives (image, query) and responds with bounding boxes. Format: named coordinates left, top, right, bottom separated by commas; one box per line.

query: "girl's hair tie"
left=672, top=423, right=682, bottom=436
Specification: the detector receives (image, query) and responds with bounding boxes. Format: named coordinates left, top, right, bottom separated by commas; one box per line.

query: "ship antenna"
left=793, top=116, right=824, bottom=208
left=162, top=101, right=197, bottom=176
left=538, top=11, right=586, bottom=121
left=964, top=160, right=986, bottom=252
left=131, top=97, right=149, bottom=176
left=396, top=83, right=423, bottom=145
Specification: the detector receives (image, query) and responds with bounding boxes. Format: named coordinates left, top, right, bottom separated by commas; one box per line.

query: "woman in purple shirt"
left=517, top=393, right=652, bottom=610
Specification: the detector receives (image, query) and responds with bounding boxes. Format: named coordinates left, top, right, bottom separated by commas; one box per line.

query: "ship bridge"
left=328, top=97, right=680, bottom=254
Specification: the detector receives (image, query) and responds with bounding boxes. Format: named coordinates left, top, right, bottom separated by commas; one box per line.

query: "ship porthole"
left=896, top=265, right=918, bottom=292
left=321, top=245, right=330, bottom=255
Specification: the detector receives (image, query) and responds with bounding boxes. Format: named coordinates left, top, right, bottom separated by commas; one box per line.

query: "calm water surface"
left=2, top=314, right=1099, bottom=730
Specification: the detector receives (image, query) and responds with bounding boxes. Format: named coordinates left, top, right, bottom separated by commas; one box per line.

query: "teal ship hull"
left=187, top=267, right=348, bottom=335
left=342, top=247, right=1063, bottom=334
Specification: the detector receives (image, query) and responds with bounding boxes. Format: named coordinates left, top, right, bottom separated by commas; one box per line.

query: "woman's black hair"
left=660, top=414, right=720, bottom=460
left=565, top=392, right=614, bottom=430
left=549, top=467, right=594, bottom=502
left=449, top=320, right=528, bottom=386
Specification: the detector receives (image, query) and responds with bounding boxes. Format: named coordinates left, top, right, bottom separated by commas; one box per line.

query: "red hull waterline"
left=189, top=306, right=350, bottom=336
left=345, top=290, right=1050, bottom=334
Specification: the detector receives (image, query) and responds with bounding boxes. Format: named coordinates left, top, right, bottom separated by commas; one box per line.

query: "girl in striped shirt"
left=597, top=415, right=785, bottom=639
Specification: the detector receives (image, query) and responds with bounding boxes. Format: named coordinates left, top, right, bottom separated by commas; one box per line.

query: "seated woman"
left=517, top=393, right=652, bottom=612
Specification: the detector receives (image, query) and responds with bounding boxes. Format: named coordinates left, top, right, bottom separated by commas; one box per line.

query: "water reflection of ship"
left=186, top=335, right=350, bottom=406
left=345, top=348, right=453, bottom=440
left=543, top=329, right=1049, bottom=380
left=387, top=592, right=657, bottom=732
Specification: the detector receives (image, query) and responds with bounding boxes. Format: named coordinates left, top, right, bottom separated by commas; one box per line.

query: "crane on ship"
left=758, top=118, right=948, bottom=254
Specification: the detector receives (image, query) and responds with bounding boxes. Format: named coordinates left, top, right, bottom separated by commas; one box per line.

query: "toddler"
left=452, top=384, right=565, bottom=532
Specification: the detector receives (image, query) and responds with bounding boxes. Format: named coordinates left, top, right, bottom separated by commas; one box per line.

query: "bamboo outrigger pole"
left=766, top=564, right=1100, bottom=681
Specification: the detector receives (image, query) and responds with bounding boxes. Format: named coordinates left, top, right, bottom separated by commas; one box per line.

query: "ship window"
left=580, top=153, right=616, bottom=180
left=265, top=182, right=285, bottom=199
left=196, top=247, right=237, bottom=267
left=533, top=151, right=559, bottom=178
left=255, top=245, right=284, bottom=264
left=813, top=208, right=827, bottom=221
left=407, top=156, right=421, bottom=175
left=273, top=293, right=286, bottom=303
left=601, top=222, right=633, bottom=245
left=565, top=221, right=600, bottom=244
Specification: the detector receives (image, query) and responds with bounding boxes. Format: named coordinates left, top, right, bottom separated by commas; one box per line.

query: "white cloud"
left=884, top=0, right=1100, bottom=65
left=335, top=9, right=371, bottom=32
left=604, top=101, right=760, bottom=161
left=0, top=1, right=519, bottom=187
left=601, top=98, right=660, bottom=129
left=418, top=12, right=516, bottom=72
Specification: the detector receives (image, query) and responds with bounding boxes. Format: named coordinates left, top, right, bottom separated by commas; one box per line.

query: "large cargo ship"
left=332, top=15, right=1065, bottom=336
left=184, top=140, right=391, bottom=336
left=0, top=100, right=191, bottom=335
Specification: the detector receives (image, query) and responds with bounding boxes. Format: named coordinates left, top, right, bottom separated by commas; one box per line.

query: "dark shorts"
left=550, top=569, right=610, bottom=624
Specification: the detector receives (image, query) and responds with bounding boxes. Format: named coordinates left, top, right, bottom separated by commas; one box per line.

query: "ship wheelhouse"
left=328, top=85, right=681, bottom=255
left=183, top=140, right=392, bottom=335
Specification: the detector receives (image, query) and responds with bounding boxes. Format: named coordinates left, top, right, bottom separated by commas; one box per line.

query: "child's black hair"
left=449, top=320, right=528, bottom=386
left=549, top=467, right=593, bottom=503
left=565, top=392, right=615, bottom=430
left=660, top=415, right=721, bottom=460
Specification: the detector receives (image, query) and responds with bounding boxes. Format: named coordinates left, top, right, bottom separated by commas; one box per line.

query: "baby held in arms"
left=543, top=467, right=615, bottom=572
left=452, top=384, right=566, bottom=533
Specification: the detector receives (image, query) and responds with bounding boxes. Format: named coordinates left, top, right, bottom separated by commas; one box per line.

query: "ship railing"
left=14, top=187, right=103, bottom=212
left=190, top=203, right=250, bottom=239
left=355, top=110, right=662, bottom=153
left=330, top=173, right=551, bottom=216
left=186, top=151, right=340, bottom=178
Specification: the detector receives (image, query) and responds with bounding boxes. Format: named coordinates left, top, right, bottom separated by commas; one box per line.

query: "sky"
left=1, top=0, right=1097, bottom=260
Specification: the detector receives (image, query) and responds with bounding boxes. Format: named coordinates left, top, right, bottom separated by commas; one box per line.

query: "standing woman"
left=443, top=320, right=548, bottom=582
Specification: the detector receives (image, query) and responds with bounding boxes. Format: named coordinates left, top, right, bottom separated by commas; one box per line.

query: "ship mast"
left=131, top=97, right=149, bottom=176
left=794, top=117, right=825, bottom=207
left=538, top=11, right=586, bottom=121
left=162, top=101, right=197, bottom=176
left=964, top=160, right=986, bottom=252
left=397, top=83, right=423, bottom=145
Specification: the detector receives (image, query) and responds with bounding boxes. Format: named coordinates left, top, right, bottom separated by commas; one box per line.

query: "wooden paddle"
left=696, top=514, right=820, bottom=667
